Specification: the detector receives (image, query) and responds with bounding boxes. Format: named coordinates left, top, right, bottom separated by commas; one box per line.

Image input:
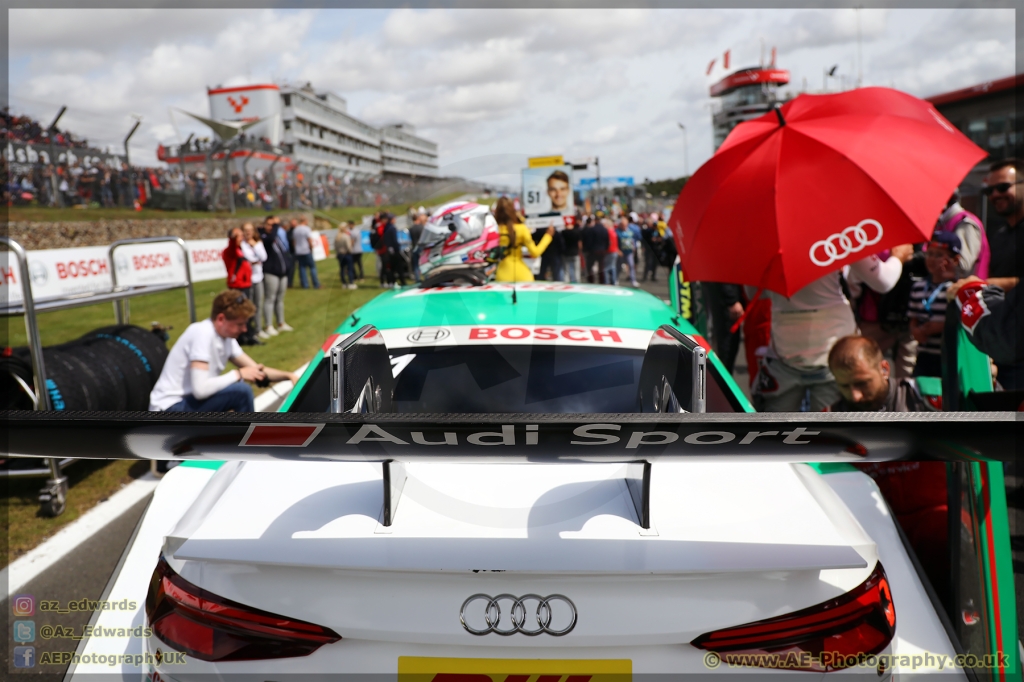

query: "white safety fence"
left=0, top=232, right=329, bottom=304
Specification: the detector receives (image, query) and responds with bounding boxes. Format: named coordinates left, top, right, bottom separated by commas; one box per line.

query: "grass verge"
left=4, top=460, right=149, bottom=568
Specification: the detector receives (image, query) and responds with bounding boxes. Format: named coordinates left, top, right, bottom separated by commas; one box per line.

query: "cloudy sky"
left=8, top=7, right=1017, bottom=187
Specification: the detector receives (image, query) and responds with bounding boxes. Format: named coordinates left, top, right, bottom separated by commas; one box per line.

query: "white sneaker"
left=257, top=330, right=271, bottom=340
left=278, top=323, right=294, bottom=332
left=265, top=326, right=279, bottom=336
left=348, top=283, right=358, bottom=290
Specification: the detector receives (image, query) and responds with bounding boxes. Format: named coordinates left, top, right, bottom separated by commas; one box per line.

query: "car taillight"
left=146, top=556, right=340, bottom=662
left=691, top=562, right=895, bottom=672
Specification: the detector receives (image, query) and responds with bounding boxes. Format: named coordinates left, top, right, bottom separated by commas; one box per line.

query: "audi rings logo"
left=809, top=219, right=884, bottom=267
left=407, top=327, right=450, bottom=344
left=460, top=593, right=577, bottom=636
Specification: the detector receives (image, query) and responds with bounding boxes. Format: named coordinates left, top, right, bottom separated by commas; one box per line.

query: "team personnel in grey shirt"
left=291, top=218, right=321, bottom=289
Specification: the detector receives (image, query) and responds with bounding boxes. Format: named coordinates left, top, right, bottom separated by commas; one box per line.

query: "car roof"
left=342, top=282, right=691, bottom=333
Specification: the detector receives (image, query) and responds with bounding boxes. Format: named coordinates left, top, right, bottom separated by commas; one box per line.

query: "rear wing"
left=3, top=410, right=1018, bottom=530
left=3, top=410, right=1018, bottom=464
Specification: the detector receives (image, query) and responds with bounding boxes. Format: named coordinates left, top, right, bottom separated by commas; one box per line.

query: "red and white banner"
left=187, top=239, right=229, bottom=283
left=0, top=231, right=330, bottom=305
left=0, top=246, right=113, bottom=304
left=311, top=231, right=328, bottom=261
left=112, top=242, right=190, bottom=288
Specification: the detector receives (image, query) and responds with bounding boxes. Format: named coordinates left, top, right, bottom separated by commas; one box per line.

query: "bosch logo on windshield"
left=407, top=328, right=451, bottom=344
left=469, top=327, right=623, bottom=342
left=809, top=219, right=883, bottom=267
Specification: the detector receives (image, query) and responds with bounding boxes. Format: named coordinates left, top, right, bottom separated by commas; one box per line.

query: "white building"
left=380, top=123, right=440, bottom=177
left=187, top=82, right=439, bottom=179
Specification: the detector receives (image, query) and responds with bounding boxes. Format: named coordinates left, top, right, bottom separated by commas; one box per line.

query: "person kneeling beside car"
left=825, top=335, right=933, bottom=412
left=148, top=291, right=298, bottom=413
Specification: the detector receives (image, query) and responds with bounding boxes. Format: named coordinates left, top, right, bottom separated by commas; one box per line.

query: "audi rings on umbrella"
left=809, top=219, right=884, bottom=267
left=460, top=594, right=577, bottom=636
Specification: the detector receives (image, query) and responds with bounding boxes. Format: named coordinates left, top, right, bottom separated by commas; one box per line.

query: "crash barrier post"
left=0, top=236, right=66, bottom=516
left=108, top=236, right=196, bottom=326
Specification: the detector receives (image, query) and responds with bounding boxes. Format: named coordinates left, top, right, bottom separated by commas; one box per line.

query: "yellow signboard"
left=399, top=656, right=632, bottom=682
left=528, top=155, right=565, bottom=168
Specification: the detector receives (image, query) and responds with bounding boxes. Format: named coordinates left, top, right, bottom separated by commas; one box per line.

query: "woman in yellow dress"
left=493, top=196, right=554, bottom=282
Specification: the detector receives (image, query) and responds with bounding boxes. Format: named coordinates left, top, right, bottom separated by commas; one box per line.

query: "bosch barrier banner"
left=111, top=242, right=189, bottom=288
left=185, top=239, right=229, bottom=282
left=0, top=239, right=246, bottom=304
left=0, top=233, right=331, bottom=304
left=0, top=246, right=113, bottom=304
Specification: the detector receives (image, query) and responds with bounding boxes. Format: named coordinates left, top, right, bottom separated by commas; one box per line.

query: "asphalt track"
left=3, top=496, right=151, bottom=680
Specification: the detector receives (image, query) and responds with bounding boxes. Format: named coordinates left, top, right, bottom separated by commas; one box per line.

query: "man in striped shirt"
left=908, top=232, right=962, bottom=378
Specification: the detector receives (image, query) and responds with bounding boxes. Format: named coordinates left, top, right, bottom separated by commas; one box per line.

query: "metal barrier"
left=0, top=235, right=197, bottom=515
left=108, top=236, right=197, bottom=325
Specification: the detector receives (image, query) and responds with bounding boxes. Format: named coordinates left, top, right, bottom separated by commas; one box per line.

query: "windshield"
left=288, top=338, right=743, bottom=414
left=390, top=345, right=642, bottom=412
left=288, top=344, right=644, bottom=413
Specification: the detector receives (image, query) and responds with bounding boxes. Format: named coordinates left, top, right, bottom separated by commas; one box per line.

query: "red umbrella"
left=669, top=87, right=986, bottom=298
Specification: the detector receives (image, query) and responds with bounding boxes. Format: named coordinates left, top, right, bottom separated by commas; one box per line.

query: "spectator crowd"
left=3, top=108, right=472, bottom=212
left=3, top=107, right=89, bottom=148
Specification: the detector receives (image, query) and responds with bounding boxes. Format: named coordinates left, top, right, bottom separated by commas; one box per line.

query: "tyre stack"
left=1, top=325, right=169, bottom=412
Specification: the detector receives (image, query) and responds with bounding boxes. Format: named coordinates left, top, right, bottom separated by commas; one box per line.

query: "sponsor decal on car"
left=322, top=326, right=664, bottom=351
left=397, top=656, right=631, bottom=682
left=394, top=282, right=636, bottom=298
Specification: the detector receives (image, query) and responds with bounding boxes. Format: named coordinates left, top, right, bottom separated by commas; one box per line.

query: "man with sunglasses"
left=948, top=159, right=1024, bottom=388
left=148, top=290, right=298, bottom=413
left=983, top=158, right=1023, bottom=293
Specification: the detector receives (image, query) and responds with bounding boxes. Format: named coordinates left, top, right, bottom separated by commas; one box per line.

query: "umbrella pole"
left=730, top=287, right=763, bottom=334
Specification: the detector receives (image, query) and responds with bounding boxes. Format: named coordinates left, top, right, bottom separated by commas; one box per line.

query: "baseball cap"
left=929, top=231, right=962, bottom=255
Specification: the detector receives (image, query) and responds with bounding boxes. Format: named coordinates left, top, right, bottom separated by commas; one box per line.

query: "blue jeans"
left=620, top=251, right=636, bottom=284
left=297, top=253, right=320, bottom=289
left=165, top=382, right=254, bottom=413
left=603, top=252, right=619, bottom=286
left=337, top=254, right=355, bottom=284
left=562, top=255, right=581, bottom=283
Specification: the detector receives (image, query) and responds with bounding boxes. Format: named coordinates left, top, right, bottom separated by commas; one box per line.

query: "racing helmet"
left=418, top=201, right=501, bottom=278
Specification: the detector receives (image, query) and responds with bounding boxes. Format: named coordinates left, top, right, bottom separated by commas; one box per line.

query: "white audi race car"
left=8, top=282, right=1016, bottom=681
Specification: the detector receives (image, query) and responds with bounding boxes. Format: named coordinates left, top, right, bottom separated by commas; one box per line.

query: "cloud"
left=11, top=9, right=316, bottom=159
left=7, top=7, right=1015, bottom=179
left=361, top=81, right=526, bottom=129
left=868, top=9, right=1015, bottom=96
left=773, top=8, right=889, bottom=52
left=9, top=9, right=240, bottom=55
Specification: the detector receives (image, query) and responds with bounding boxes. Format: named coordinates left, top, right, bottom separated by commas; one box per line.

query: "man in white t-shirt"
left=149, top=291, right=298, bottom=412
